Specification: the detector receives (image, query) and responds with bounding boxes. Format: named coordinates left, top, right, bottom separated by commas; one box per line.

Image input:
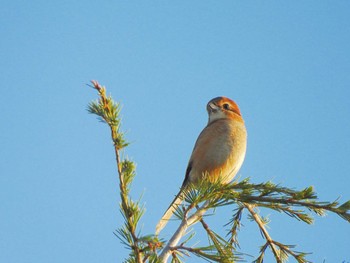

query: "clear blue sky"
left=1, top=1, right=349, bottom=262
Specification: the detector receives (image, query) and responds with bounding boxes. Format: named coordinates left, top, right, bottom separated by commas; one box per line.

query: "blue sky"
left=1, top=1, right=350, bottom=262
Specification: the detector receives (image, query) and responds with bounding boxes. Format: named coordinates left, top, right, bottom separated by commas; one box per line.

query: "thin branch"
left=245, top=204, right=281, bottom=262
left=159, top=201, right=209, bottom=262
left=170, top=245, right=212, bottom=259
left=199, top=218, right=238, bottom=262
left=89, top=80, right=143, bottom=263
left=226, top=206, right=244, bottom=248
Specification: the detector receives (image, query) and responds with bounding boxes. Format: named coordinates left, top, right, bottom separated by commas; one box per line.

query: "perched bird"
left=155, top=96, right=247, bottom=235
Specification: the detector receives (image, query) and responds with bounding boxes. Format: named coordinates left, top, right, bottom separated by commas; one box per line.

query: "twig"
left=245, top=203, right=281, bottom=262
left=115, top=143, right=143, bottom=263
left=170, top=245, right=207, bottom=258
left=90, top=80, right=143, bottom=263
left=158, top=201, right=209, bottom=262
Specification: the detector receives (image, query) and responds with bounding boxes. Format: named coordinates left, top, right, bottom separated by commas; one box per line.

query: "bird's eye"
left=223, top=103, right=230, bottom=110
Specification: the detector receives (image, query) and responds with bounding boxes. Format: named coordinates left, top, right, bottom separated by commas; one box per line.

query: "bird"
left=155, top=96, right=247, bottom=235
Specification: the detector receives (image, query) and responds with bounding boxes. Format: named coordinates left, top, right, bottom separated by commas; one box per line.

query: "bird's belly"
left=190, top=138, right=245, bottom=184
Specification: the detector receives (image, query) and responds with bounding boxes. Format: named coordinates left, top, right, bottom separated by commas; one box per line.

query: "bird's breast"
left=188, top=119, right=247, bottom=184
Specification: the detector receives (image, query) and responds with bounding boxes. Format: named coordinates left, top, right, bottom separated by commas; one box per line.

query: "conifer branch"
left=245, top=204, right=280, bottom=262
left=199, top=218, right=238, bottom=262
left=159, top=201, right=209, bottom=262
left=88, top=81, right=147, bottom=263
left=226, top=206, right=244, bottom=248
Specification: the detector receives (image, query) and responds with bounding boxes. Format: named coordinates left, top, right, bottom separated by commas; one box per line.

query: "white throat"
left=208, top=110, right=226, bottom=124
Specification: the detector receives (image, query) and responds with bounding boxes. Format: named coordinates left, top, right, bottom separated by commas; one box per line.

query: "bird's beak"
left=207, top=102, right=219, bottom=112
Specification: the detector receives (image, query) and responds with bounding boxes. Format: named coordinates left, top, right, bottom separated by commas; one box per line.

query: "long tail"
left=155, top=190, right=184, bottom=235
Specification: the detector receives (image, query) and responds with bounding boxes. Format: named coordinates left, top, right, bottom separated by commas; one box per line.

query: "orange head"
left=206, top=96, right=243, bottom=124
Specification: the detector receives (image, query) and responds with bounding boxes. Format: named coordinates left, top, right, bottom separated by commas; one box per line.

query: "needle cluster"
left=87, top=81, right=350, bottom=263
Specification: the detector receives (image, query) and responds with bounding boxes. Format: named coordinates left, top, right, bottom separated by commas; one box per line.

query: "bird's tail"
left=155, top=191, right=184, bottom=235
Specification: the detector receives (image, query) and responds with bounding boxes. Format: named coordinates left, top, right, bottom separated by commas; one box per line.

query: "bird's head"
left=206, top=96, right=243, bottom=124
